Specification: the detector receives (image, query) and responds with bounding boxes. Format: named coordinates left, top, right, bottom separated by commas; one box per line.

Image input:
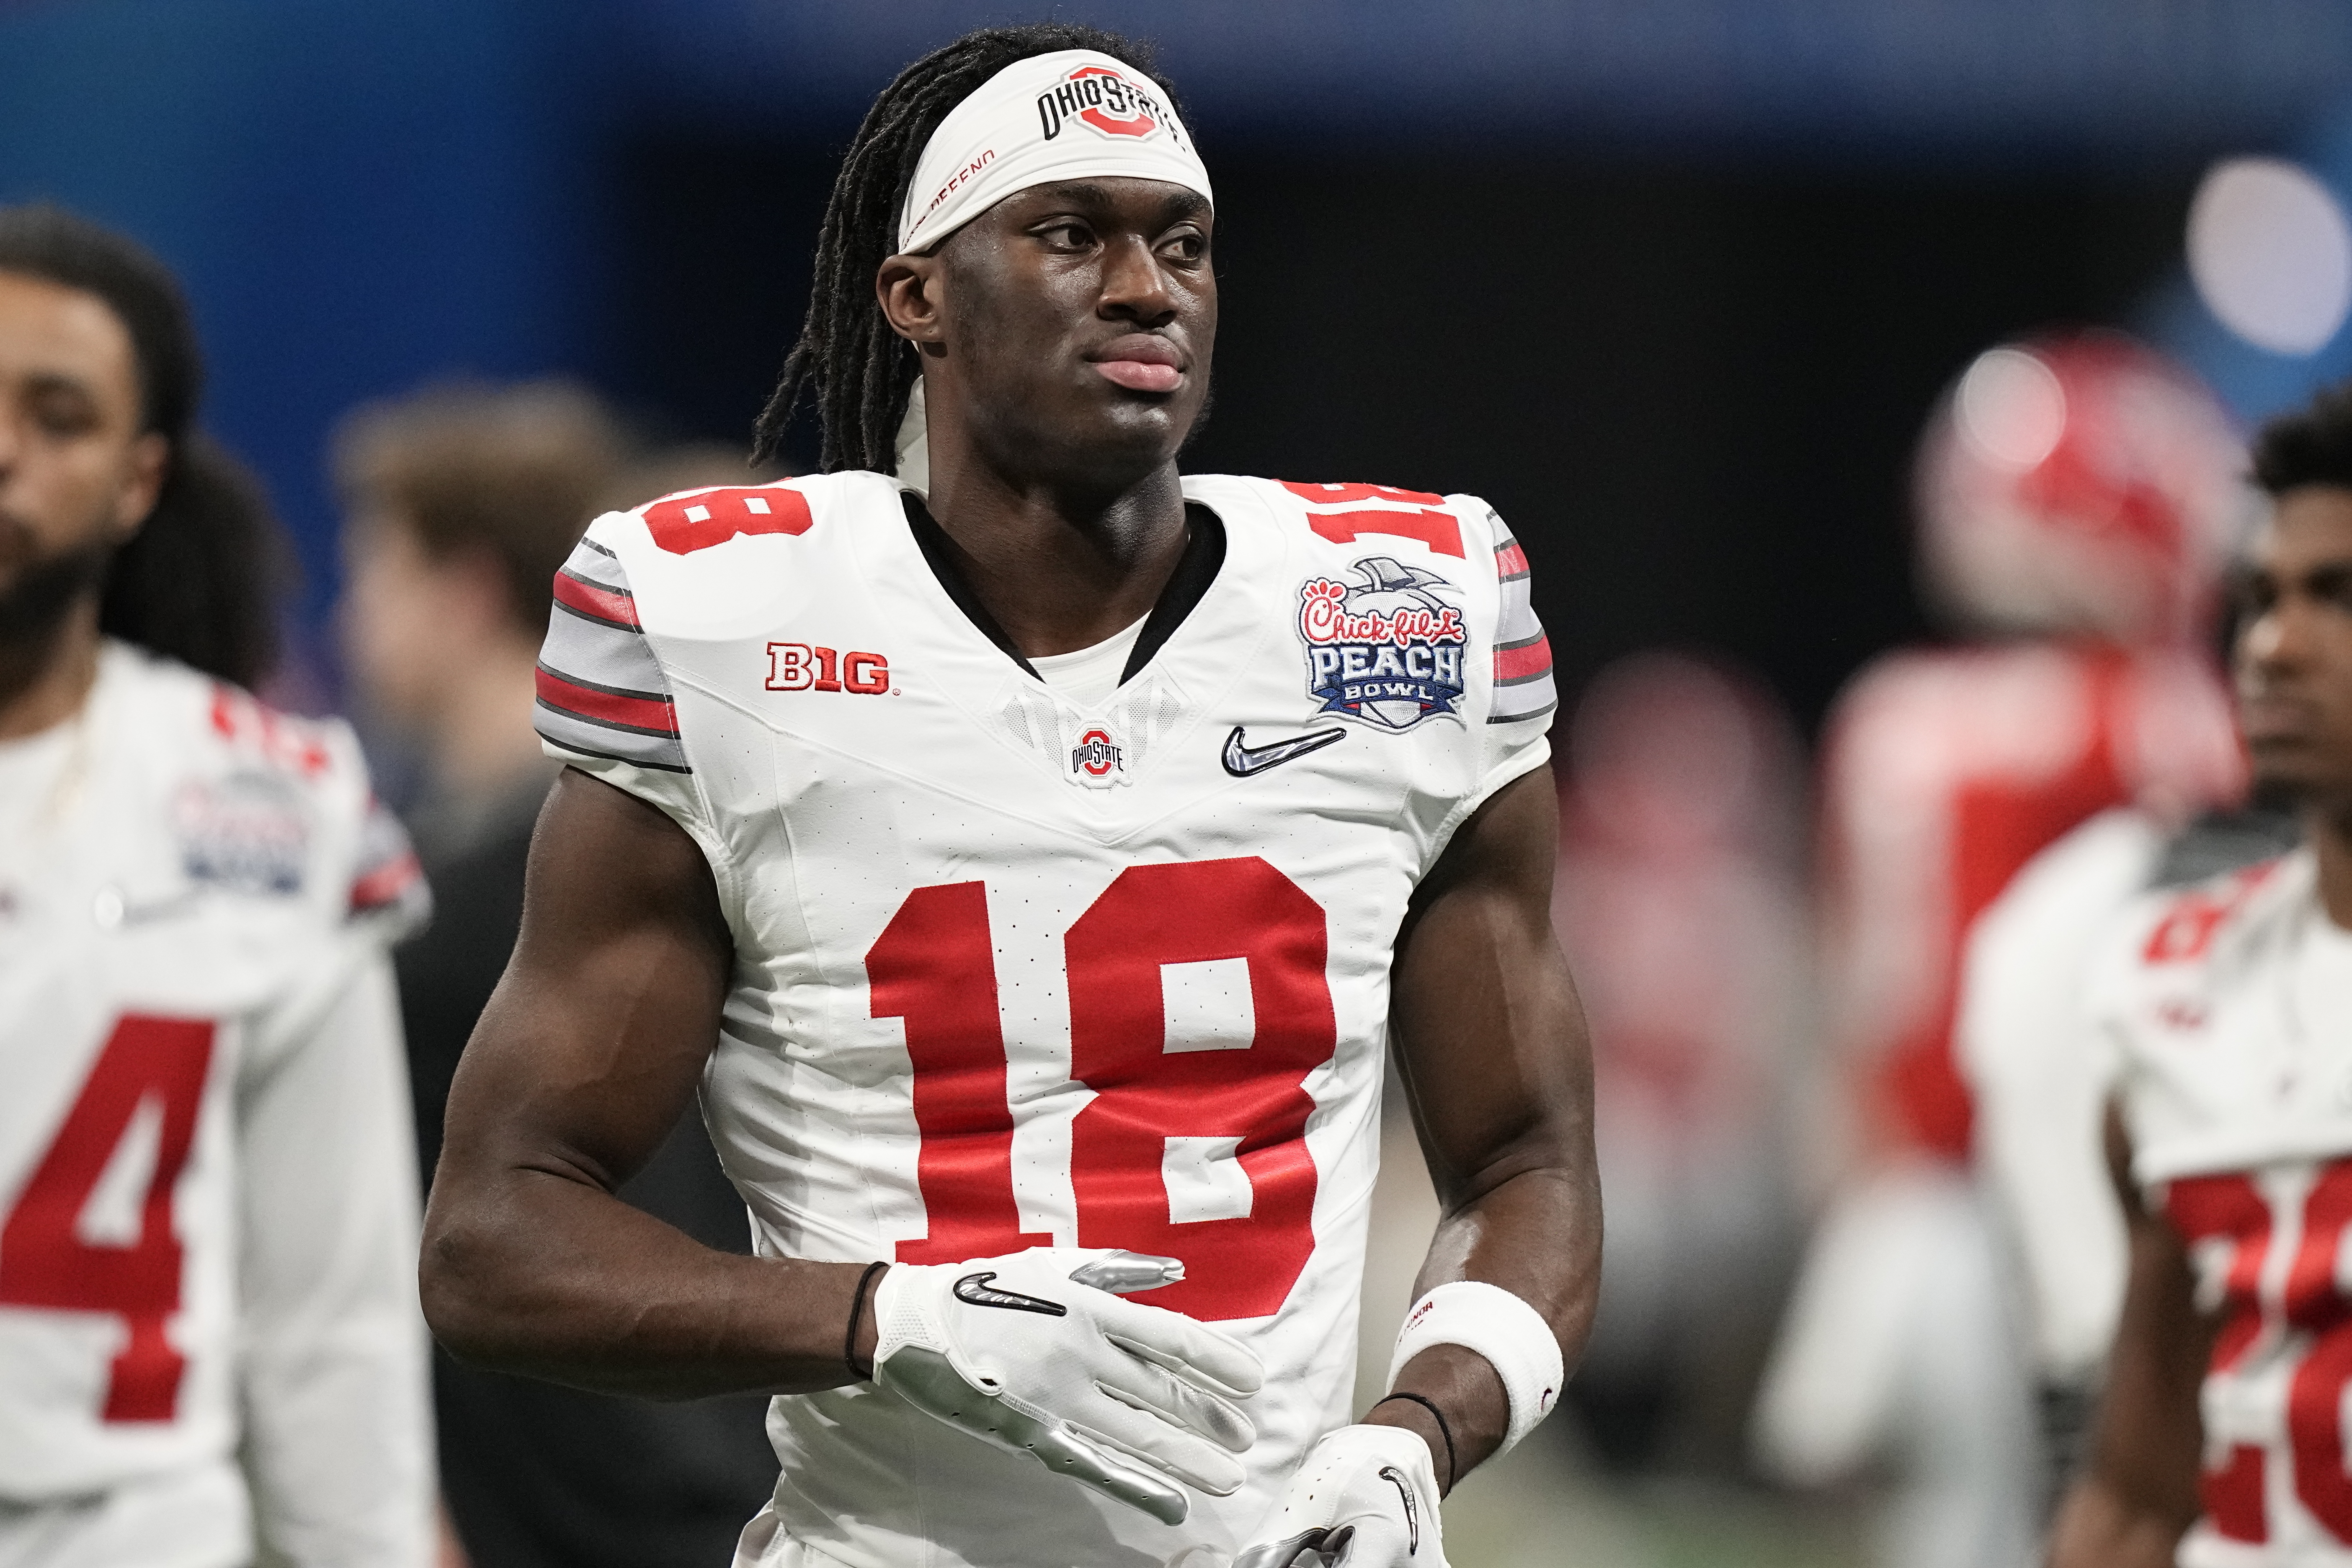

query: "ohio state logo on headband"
left=1036, top=65, right=1166, bottom=142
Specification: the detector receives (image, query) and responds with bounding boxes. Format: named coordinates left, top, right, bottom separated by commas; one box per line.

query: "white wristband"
left=1386, top=1281, right=1564, bottom=1457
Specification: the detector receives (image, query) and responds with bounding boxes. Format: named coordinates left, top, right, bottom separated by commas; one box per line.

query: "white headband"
left=897, top=49, right=1213, bottom=257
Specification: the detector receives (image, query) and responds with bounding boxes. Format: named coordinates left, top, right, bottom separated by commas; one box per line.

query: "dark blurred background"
left=8, top=0, right=2350, bottom=730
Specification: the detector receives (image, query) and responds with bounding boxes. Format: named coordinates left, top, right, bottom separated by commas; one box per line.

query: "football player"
left=1753, top=334, right=2247, bottom=1568
left=1960, top=805, right=2293, bottom=1504
left=2049, top=383, right=2352, bottom=1564
left=0, top=206, right=434, bottom=1565
left=418, top=23, right=1599, bottom=1568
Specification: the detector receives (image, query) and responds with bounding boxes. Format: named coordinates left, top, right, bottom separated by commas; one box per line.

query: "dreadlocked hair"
left=0, top=204, right=289, bottom=688
left=753, top=23, right=1178, bottom=472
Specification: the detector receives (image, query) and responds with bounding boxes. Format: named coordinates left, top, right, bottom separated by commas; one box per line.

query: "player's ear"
left=109, top=430, right=168, bottom=539
left=878, top=254, right=946, bottom=348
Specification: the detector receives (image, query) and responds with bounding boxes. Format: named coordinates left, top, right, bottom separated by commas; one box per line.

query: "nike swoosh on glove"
left=870, top=1248, right=1262, bottom=1525
left=1232, top=1425, right=1447, bottom=1568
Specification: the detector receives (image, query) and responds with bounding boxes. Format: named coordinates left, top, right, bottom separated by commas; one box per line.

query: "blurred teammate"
left=336, top=385, right=777, bottom=1568
left=1551, top=652, right=1809, bottom=1472
left=0, top=205, right=432, bottom=1565
left=417, top=23, right=1601, bottom=1568
left=1755, top=334, right=2246, bottom=1568
left=2050, top=382, right=2352, bottom=1565
left=1960, top=802, right=2291, bottom=1498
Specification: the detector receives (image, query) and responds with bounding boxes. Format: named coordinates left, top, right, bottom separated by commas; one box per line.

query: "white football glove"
left=869, top=1248, right=1261, bottom=1525
left=1233, top=1424, right=1447, bottom=1568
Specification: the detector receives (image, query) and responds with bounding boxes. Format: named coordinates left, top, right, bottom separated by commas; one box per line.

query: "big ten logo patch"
left=1035, top=64, right=1169, bottom=142
left=1297, top=557, right=1468, bottom=732
left=767, top=643, right=891, bottom=695
left=1070, top=726, right=1124, bottom=787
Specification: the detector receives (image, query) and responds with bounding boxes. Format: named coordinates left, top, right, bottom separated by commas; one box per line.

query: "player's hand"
left=1233, top=1425, right=1447, bottom=1568
left=869, top=1248, right=1261, bottom=1525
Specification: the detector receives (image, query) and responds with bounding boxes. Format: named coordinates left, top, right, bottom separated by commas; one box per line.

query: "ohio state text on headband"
left=897, top=49, right=1215, bottom=256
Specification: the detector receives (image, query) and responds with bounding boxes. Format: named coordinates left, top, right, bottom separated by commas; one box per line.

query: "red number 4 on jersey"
left=0, top=1016, right=215, bottom=1421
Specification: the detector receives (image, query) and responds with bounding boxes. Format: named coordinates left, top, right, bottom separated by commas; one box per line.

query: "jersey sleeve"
left=237, top=953, right=434, bottom=1568
left=1955, top=812, right=2157, bottom=1378
left=534, top=523, right=708, bottom=834
left=1471, top=502, right=1557, bottom=804
left=346, top=792, right=431, bottom=940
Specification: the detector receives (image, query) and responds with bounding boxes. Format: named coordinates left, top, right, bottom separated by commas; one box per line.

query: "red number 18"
left=869, top=858, right=1336, bottom=1321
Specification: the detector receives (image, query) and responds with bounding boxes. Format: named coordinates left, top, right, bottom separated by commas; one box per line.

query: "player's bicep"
left=437, top=765, right=732, bottom=1195
left=1389, top=764, right=1593, bottom=1207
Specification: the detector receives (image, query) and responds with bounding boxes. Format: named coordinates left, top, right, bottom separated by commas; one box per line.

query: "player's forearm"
left=420, top=1166, right=880, bottom=1399
left=2047, top=1474, right=2192, bottom=1568
left=1366, top=1344, right=1506, bottom=1492
left=1374, top=1163, right=1599, bottom=1487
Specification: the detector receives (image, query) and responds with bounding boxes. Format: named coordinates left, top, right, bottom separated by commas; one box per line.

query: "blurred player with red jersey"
left=1757, top=334, right=2247, bottom=1565
left=1830, top=333, right=2246, bottom=1166
left=2052, top=383, right=2352, bottom=1565
left=0, top=208, right=433, bottom=1565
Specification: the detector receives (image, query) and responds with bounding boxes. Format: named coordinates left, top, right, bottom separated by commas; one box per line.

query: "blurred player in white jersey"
left=2051, top=382, right=2352, bottom=1565
left=1960, top=805, right=2291, bottom=1504
left=0, top=206, right=433, bottom=1566
left=1755, top=335, right=2246, bottom=1568
left=417, top=23, right=1601, bottom=1568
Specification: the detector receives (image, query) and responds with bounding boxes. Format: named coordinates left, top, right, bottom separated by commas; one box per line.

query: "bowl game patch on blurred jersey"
left=1296, top=557, right=1469, bottom=731
left=171, top=770, right=309, bottom=896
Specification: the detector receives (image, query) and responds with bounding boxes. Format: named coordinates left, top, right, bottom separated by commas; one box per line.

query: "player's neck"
left=921, top=452, right=1190, bottom=660
left=0, top=593, right=102, bottom=743
left=2313, top=805, right=2352, bottom=932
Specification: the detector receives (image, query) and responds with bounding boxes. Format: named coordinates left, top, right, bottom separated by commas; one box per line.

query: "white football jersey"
left=2097, top=848, right=2352, bottom=1566
left=0, top=643, right=433, bottom=1568
left=534, top=470, right=1556, bottom=1568
left=1958, top=807, right=2164, bottom=1380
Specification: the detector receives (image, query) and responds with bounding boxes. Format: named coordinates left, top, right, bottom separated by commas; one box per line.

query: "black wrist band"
left=845, top=1261, right=887, bottom=1381
left=1371, top=1392, right=1456, bottom=1494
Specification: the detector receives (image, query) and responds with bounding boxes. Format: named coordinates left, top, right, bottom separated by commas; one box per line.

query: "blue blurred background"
left=5, top=0, right=2351, bottom=723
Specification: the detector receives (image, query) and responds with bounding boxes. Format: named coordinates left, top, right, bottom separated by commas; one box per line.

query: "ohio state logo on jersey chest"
left=1070, top=727, right=1122, bottom=781
left=1297, top=556, right=1469, bottom=731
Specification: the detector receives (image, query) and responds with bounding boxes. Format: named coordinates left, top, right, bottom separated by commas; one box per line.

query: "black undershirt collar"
left=898, top=492, right=1227, bottom=688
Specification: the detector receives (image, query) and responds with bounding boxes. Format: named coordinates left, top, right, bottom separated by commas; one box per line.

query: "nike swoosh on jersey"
left=952, top=1272, right=1070, bottom=1317
left=1222, top=725, right=1346, bottom=778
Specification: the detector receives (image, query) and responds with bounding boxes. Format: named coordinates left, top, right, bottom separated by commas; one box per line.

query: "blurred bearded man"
left=0, top=205, right=433, bottom=1566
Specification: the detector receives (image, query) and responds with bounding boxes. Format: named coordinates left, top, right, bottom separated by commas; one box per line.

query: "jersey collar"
left=897, top=493, right=1227, bottom=687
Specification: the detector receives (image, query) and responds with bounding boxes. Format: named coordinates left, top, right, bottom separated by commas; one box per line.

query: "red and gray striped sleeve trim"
left=1489, top=519, right=1557, bottom=725
left=535, top=538, right=691, bottom=773
left=348, top=794, right=428, bottom=923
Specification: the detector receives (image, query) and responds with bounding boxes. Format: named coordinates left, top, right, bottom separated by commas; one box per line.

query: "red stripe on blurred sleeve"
left=348, top=851, right=421, bottom=914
